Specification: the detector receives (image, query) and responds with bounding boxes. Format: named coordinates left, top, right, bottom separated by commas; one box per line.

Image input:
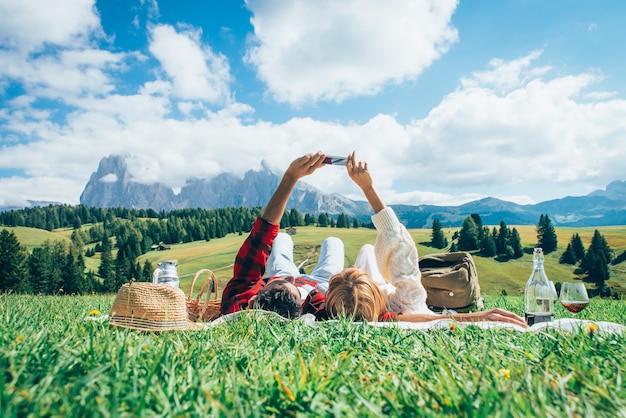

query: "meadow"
left=1, top=293, right=625, bottom=417
left=9, top=223, right=626, bottom=298
left=3, top=223, right=626, bottom=415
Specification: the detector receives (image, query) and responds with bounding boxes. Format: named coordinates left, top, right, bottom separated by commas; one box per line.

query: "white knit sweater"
left=371, top=207, right=433, bottom=314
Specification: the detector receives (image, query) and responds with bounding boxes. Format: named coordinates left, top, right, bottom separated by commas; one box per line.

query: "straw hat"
left=109, top=282, right=201, bottom=331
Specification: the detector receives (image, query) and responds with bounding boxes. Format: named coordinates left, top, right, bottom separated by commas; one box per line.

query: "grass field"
left=1, top=293, right=625, bottom=417
left=6, top=224, right=626, bottom=298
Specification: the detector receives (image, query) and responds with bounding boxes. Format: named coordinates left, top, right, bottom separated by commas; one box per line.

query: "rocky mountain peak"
left=80, top=154, right=369, bottom=216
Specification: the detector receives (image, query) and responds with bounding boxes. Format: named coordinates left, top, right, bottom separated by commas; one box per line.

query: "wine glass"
left=559, top=282, right=589, bottom=315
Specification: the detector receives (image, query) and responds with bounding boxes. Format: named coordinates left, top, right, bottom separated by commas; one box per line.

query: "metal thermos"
left=152, top=260, right=180, bottom=287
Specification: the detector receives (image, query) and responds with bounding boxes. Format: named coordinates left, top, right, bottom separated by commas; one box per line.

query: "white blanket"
left=89, top=311, right=625, bottom=334
left=370, top=317, right=625, bottom=334
left=203, top=311, right=625, bottom=335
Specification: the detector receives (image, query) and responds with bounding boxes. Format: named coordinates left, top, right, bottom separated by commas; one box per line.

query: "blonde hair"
left=326, top=268, right=388, bottom=322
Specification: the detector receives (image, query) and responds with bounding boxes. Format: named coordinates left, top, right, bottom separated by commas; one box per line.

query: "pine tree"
left=27, top=247, right=52, bottom=294
left=430, top=219, right=447, bottom=249
left=590, top=229, right=613, bottom=263
left=481, top=233, right=497, bottom=257
left=289, top=209, right=304, bottom=227
left=496, top=221, right=509, bottom=255
left=280, top=212, right=290, bottom=228
left=571, top=233, right=586, bottom=261
left=48, top=241, right=66, bottom=293
left=336, top=213, right=350, bottom=228
left=560, top=243, right=577, bottom=265
left=580, top=230, right=612, bottom=288
left=470, top=214, right=484, bottom=242
left=115, top=247, right=132, bottom=288
left=510, top=228, right=523, bottom=258
left=0, top=229, right=28, bottom=292
left=536, top=214, right=558, bottom=253
left=458, top=216, right=480, bottom=251
left=98, top=235, right=115, bottom=292
left=141, top=260, right=153, bottom=282
left=62, top=250, right=82, bottom=294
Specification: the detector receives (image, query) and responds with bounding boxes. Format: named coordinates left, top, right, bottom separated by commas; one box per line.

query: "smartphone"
left=322, top=155, right=347, bottom=166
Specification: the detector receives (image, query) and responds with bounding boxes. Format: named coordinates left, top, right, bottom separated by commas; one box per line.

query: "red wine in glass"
left=559, top=282, right=589, bottom=316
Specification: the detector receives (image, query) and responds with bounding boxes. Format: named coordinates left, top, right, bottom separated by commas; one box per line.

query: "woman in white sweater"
left=325, top=152, right=526, bottom=327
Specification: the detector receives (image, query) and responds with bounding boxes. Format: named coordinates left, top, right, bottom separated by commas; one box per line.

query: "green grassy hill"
left=4, top=226, right=72, bottom=250
left=7, top=224, right=626, bottom=297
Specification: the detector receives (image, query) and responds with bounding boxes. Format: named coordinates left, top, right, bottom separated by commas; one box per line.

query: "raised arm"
left=345, top=151, right=385, bottom=214
left=262, top=152, right=326, bottom=224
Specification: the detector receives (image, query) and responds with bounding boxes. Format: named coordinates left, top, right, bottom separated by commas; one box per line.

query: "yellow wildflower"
left=587, top=323, right=598, bottom=334
left=88, top=309, right=101, bottom=316
left=449, top=323, right=457, bottom=331
left=499, top=369, right=511, bottom=380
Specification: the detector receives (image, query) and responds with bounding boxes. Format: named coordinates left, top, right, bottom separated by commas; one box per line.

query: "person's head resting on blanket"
left=249, top=275, right=302, bottom=319
left=325, top=268, right=386, bottom=322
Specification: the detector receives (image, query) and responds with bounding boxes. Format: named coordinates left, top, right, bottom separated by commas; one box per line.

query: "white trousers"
left=353, top=244, right=387, bottom=287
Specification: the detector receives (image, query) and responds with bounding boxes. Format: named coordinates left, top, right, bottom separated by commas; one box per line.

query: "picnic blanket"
left=189, top=311, right=626, bottom=334
left=370, top=317, right=626, bottom=334
left=87, top=311, right=626, bottom=335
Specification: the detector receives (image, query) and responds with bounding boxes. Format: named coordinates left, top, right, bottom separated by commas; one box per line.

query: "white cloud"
left=99, top=174, right=118, bottom=183
left=0, top=176, right=83, bottom=207
left=0, top=0, right=130, bottom=102
left=244, top=0, right=459, bottom=105
left=149, top=24, right=233, bottom=104
left=400, top=51, right=626, bottom=202
left=0, top=0, right=101, bottom=52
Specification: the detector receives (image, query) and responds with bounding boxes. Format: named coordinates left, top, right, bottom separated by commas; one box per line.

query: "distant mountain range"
left=79, top=155, right=371, bottom=217
left=6, top=155, right=626, bottom=227
left=74, top=155, right=626, bottom=228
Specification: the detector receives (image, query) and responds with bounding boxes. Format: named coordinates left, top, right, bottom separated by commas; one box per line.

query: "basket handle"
left=189, top=269, right=218, bottom=302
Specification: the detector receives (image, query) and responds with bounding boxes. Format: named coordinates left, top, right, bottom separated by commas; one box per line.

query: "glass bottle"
left=524, top=248, right=556, bottom=325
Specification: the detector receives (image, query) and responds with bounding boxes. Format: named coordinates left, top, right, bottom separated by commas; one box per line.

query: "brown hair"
left=326, top=268, right=387, bottom=322
left=254, top=285, right=302, bottom=319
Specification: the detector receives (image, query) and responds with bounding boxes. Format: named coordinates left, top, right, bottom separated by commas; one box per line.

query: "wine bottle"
left=524, top=248, right=556, bottom=325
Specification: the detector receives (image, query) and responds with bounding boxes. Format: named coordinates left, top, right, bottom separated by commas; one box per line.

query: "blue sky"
left=1, top=0, right=625, bottom=209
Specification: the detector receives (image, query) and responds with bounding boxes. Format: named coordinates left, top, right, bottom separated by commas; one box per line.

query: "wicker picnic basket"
left=186, top=269, right=222, bottom=322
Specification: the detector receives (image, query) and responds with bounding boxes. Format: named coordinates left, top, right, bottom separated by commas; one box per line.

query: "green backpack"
left=419, top=251, right=484, bottom=313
